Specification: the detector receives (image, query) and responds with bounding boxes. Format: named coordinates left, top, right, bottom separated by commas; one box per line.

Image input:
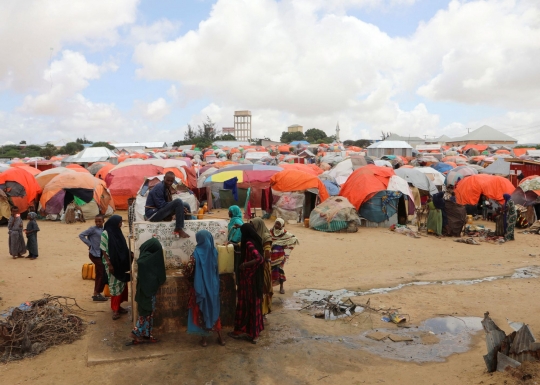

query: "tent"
left=445, top=166, right=478, bottom=187
left=65, top=164, right=90, bottom=173
left=395, top=168, right=438, bottom=195
left=416, top=167, right=445, bottom=186
left=134, top=175, right=199, bottom=222
left=61, top=147, right=119, bottom=166
left=105, top=164, right=165, bottom=210
left=95, top=163, right=115, bottom=180
left=270, top=170, right=329, bottom=202
left=40, top=173, right=114, bottom=218
left=35, top=167, right=76, bottom=189
left=309, top=196, right=360, bottom=232
left=431, top=162, right=453, bottom=174
left=0, top=167, right=42, bottom=213
left=511, top=175, right=540, bottom=206
left=278, top=163, right=322, bottom=176
left=455, top=174, right=515, bottom=205
left=482, top=158, right=510, bottom=176
left=339, top=165, right=395, bottom=210
left=10, top=164, right=41, bottom=176
left=359, top=190, right=407, bottom=224
left=0, top=189, right=11, bottom=221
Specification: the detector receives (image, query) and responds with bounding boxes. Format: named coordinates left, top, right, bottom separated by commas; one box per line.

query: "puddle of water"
left=294, top=266, right=540, bottom=300
left=423, top=317, right=482, bottom=334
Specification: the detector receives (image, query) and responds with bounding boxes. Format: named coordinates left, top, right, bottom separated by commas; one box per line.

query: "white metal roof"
left=367, top=141, right=413, bottom=149
left=62, top=147, right=118, bottom=163
left=416, top=144, right=442, bottom=151
left=113, top=142, right=167, bottom=148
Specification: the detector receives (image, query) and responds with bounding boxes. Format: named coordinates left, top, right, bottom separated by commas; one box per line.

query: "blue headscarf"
left=193, top=230, right=220, bottom=330
left=227, top=205, right=243, bottom=243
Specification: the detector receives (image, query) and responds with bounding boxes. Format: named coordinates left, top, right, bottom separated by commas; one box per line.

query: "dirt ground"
left=1, top=211, right=540, bottom=385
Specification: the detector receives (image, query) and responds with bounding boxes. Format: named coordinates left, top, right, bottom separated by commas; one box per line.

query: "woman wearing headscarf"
left=130, top=238, right=166, bottom=344
left=503, top=194, right=517, bottom=241
left=227, top=205, right=243, bottom=244
left=426, top=198, right=442, bottom=236
left=270, top=218, right=299, bottom=294
left=100, top=215, right=131, bottom=320
left=187, top=230, right=225, bottom=347
left=25, top=212, right=40, bottom=259
left=432, top=191, right=448, bottom=235
left=228, top=224, right=265, bottom=344
left=251, top=218, right=273, bottom=316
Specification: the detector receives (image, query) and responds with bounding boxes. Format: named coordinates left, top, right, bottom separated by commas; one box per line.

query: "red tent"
left=0, top=168, right=42, bottom=212
left=270, top=170, right=329, bottom=202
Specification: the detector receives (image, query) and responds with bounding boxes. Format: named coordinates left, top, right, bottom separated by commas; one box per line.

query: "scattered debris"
left=366, top=331, right=389, bottom=341
left=300, top=295, right=360, bottom=320
left=482, top=311, right=540, bottom=373
left=388, top=334, right=413, bottom=342
left=0, top=295, right=89, bottom=363
left=454, top=237, right=481, bottom=245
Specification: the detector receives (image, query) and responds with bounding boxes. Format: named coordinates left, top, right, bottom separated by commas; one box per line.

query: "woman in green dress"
left=426, top=198, right=442, bottom=236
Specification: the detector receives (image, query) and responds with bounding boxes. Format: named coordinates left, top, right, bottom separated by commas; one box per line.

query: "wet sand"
left=1, top=212, right=540, bottom=384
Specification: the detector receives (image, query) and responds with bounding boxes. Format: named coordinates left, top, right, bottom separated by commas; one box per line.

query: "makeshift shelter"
left=309, top=196, right=360, bottom=232
left=278, top=163, right=322, bottom=176
left=40, top=173, right=114, bottom=219
left=445, top=166, right=479, bottom=187
left=339, top=165, right=395, bottom=210
left=0, top=189, right=11, bottom=222
left=61, top=147, right=118, bottom=167
left=95, top=163, right=115, bottom=180
left=65, top=164, right=90, bottom=173
left=359, top=191, right=408, bottom=226
left=270, top=170, right=330, bottom=221
left=0, top=167, right=42, bottom=213
left=416, top=167, right=445, bottom=186
left=455, top=174, right=515, bottom=205
left=511, top=176, right=540, bottom=207
left=10, top=164, right=41, bottom=176
left=134, top=175, right=199, bottom=222
left=482, top=158, right=511, bottom=176
left=431, top=162, right=453, bottom=174
left=395, top=168, right=438, bottom=195
left=35, top=167, right=76, bottom=189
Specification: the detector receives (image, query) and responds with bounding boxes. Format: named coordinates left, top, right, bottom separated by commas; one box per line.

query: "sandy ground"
left=1, top=211, right=540, bottom=385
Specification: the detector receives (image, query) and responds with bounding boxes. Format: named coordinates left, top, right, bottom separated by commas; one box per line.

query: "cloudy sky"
left=1, top=0, right=539, bottom=145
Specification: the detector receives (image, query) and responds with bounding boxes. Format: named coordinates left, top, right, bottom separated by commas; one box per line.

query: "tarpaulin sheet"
left=455, top=174, right=515, bottom=205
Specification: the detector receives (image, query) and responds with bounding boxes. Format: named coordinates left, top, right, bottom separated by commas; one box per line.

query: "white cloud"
left=129, top=19, right=181, bottom=44
left=136, top=97, right=171, bottom=121
left=0, top=0, right=138, bottom=91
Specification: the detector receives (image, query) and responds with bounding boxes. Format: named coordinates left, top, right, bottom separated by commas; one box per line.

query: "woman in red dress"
left=228, top=223, right=265, bottom=344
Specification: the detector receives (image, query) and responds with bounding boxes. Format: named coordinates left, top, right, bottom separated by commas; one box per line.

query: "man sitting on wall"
left=145, top=171, right=190, bottom=238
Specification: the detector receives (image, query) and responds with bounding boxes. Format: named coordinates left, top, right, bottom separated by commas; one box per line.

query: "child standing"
left=25, top=212, right=40, bottom=259
left=8, top=206, right=26, bottom=259
left=79, top=215, right=107, bottom=301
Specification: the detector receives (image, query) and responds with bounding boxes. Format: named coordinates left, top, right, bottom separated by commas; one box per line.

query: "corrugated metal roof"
left=62, top=147, right=118, bottom=164
left=113, top=142, right=167, bottom=148
left=452, top=125, right=517, bottom=142
left=367, top=141, right=413, bottom=149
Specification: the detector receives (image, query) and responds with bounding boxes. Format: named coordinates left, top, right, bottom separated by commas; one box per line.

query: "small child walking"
left=8, top=206, right=26, bottom=259
left=25, top=212, right=40, bottom=259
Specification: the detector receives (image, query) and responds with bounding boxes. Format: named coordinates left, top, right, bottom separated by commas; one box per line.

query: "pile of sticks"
left=0, top=295, right=88, bottom=363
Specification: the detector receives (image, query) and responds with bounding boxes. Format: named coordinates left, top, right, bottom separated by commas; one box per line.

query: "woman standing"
left=187, top=230, right=225, bottom=347
left=228, top=224, right=265, bottom=344
left=504, top=194, right=517, bottom=241
left=25, top=212, right=40, bottom=259
left=8, top=206, right=26, bottom=259
left=270, top=218, right=299, bottom=294
left=100, top=215, right=131, bottom=320
left=130, top=238, right=166, bottom=344
left=227, top=205, right=243, bottom=244
left=251, top=218, right=273, bottom=316
left=426, top=198, right=442, bottom=236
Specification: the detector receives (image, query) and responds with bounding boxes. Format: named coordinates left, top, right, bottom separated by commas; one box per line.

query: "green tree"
left=59, top=142, right=84, bottom=155
left=214, top=134, right=236, bottom=141
left=280, top=131, right=305, bottom=143
left=174, top=117, right=219, bottom=147
left=22, top=145, right=43, bottom=157
left=4, top=149, right=22, bottom=158
left=76, top=136, right=93, bottom=144
left=304, top=128, right=327, bottom=143
left=344, top=139, right=372, bottom=148
left=19, top=140, right=26, bottom=145
left=40, top=144, right=57, bottom=158
left=91, top=141, right=115, bottom=150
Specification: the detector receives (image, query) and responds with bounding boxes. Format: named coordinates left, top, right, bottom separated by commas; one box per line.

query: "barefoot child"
left=25, top=212, right=40, bottom=259
left=8, top=206, right=26, bottom=259
left=79, top=215, right=107, bottom=301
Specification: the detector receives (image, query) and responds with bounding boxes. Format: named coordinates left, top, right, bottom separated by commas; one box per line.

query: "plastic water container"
left=217, top=244, right=234, bottom=274
left=304, top=218, right=310, bottom=228
left=467, top=215, right=473, bottom=224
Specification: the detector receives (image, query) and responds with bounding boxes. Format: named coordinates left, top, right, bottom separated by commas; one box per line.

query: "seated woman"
left=130, top=238, right=166, bottom=344
left=187, top=230, right=225, bottom=347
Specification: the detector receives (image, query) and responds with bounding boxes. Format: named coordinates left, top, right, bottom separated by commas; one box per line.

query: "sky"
left=1, top=0, right=540, bottom=145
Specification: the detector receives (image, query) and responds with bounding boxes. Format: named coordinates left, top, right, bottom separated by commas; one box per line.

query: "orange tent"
left=400, top=165, right=414, bottom=169
left=513, top=148, right=535, bottom=157
left=0, top=168, right=43, bottom=212
left=339, top=165, right=395, bottom=209
left=462, top=144, right=488, bottom=152
left=455, top=174, right=515, bottom=205
left=270, top=170, right=329, bottom=202
left=278, top=145, right=291, bottom=153
left=95, top=163, right=115, bottom=180
left=35, top=167, right=76, bottom=189
left=278, top=163, right=322, bottom=176
left=495, top=149, right=510, bottom=155
left=445, top=161, right=457, bottom=168
left=10, top=164, right=41, bottom=176
left=40, top=173, right=114, bottom=215
left=65, top=164, right=90, bottom=173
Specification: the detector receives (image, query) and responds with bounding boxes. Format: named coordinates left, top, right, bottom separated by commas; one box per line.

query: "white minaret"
left=335, top=122, right=340, bottom=142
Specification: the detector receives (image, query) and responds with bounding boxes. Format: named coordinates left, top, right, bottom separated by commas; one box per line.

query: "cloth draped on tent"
left=270, top=170, right=329, bottom=202
left=339, top=165, right=395, bottom=210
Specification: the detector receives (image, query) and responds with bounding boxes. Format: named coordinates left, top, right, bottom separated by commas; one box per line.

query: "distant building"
left=367, top=141, right=413, bottom=158
left=384, top=133, right=425, bottom=148
left=288, top=124, right=303, bottom=133
left=222, top=127, right=235, bottom=135
left=234, top=111, right=252, bottom=141
left=113, top=142, right=168, bottom=152
left=446, top=125, right=517, bottom=147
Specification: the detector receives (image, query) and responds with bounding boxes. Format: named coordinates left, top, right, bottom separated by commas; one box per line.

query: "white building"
left=367, top=141, right=413, bottom=158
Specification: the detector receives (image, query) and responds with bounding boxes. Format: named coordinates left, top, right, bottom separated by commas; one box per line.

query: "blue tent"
left=322, top=180, right=340, bottom=196
left=359, top=191, right=403, bottom=223
left=289, top=141, right=310, bottom=146
left=431, top=162, right=453, bottom=174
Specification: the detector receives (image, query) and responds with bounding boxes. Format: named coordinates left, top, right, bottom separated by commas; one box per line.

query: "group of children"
left=8, top=206, right=39, bottom=259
